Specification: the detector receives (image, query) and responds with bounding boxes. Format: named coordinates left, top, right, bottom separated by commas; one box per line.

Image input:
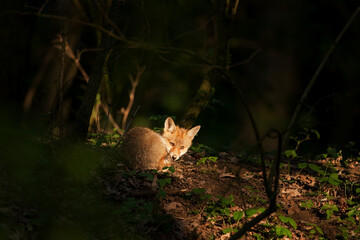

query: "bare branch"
left=283, top=5, right=360, bottom=148
left=121, top=65, right=146, bottom=130
left=230, top=132, right=282, bottom=240
left=7, top=11, right=261, bottom=72
left=53, top=34, right=90, bottom=83
left=38, top=0, right=50, bottom=14
left=95, top=0, right=126, bottom=39
left=100, top=103, right=122, bottom=134
left=229, top=48, right=262, bottom=68
left=6, top=11, right=126, bottom=42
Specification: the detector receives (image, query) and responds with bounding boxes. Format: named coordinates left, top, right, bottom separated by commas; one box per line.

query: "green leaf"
left=311, top=129, right=320, bottom=139
left=329, top=173, right=339, bottom=179
left=233, top=211, right=243, bottom=221
left=157, top=178, right=171, bottom=187
left=278, top=215, right=297, bottom=230
left=327, top=147, right=338, bottom=158
left=298, top=162, right=307, bottom=169
left=347, top=216, right=356, bottom=225
left=278, top=215, right=288, bottom=223
left=220, top=208, right=230, bottom=216
left=138, top=172, right=154, bottom=181
left=356, top=188, right=360, bottom=194
left=276, top=226, right=292, bottom=238
left=245, top=208, right=262, bottom=218
left=315, top=226, right=324, bottom=235
left=285, top=149, right=297, bottom=158
left=209, top=156, right=218, bottom=162
left=253, top=233, right=263, bottom=240
left=308, top=163, right=324, bottom=174
left=328, top=173, right=342, bottom=186
left=222, top=228, right=233, bottom=234
left=143, top=202, right=154, bottom=213
left=288, top=218, right=297, bottom=230
left=300, top=200, right=314, bottom=210
left=197, top=157, right=207, bottom=165
left=200, top=194, right=212, bottom=201
left=192, top=188, right=206, bottom=195
left=156, top=189, right=166, bottom=198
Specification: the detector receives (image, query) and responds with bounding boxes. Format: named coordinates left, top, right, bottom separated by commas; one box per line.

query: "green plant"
left=338, top=226, right=350, bottom=240
left=114, top=197, right=155, bottom=224
left=186, top=188, right=212, bottom=202
left=196, top=156, right=218, bottom=166
left=305, top=223, right=324, bottom=237
left=190, top=143, right=217, bottom=155
left=253, top=233, right=264, bottom=240
left=275, top=226, right=292, bottom=238
left=319, top=172, right=343, bottom=187
left=346, top=202, right=360, bottom=225
left=284, top=128, right=320, bottom=159
left=244, top=207, right=266, bottom=218
left=156, top=177, right=172, bottom=199
left=316, top=146, right=342, bottom=160
left=300, top=200, right=315, bottom=210
left=88, top=128, right=122, bottom=147
left=278, top=215, right=297, bottom=230
left=206, top=195, right=235, bottom=219
left=298, top=162, right=343, bottom=188
left=321, top=203, right=339, bottom=219
left=269, top=215, right=297, bottom=239
left=221, top=210, right=244, bottom=234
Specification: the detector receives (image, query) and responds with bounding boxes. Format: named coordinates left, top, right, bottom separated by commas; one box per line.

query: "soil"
left=104, top=150, right=360, bottom=240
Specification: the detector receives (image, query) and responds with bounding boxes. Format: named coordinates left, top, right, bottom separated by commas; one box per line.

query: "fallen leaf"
left=219, top=173, right=236, bottom=178
left=164, top=202, right=183, bottom=211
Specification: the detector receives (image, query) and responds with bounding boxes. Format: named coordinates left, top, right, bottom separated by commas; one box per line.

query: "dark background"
left=1, top=0, right=359, bottom=154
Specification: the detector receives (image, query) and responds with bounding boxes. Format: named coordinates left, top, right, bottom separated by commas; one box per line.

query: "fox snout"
left=170, top=153, right=178, bottom=161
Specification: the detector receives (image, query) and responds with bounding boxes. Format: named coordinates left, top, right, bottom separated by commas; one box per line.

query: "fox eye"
left=170, top=142, right=175, bottom=146
left=180, top=146, right=185, bottom=149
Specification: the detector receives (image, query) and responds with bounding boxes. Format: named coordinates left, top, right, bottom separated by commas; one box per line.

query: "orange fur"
left=121, top=117, right=200, bottom=170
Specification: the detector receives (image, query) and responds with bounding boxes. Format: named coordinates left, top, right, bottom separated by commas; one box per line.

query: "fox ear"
left=187, top=125, right=201, bottom=139
left=164, top=117, right=176, bottom=132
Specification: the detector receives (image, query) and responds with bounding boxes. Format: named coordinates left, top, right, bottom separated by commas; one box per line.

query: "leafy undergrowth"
left=1, top=130, right=360, bottom=239
left=100, top=143, right=360, bottom=240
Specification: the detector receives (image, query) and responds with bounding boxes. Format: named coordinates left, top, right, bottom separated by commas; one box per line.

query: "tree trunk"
left=68, top=2, right=121, bottom=139
left=69, top=38, right=114, bottom=139
left=181, top=1, right=232, bottom=128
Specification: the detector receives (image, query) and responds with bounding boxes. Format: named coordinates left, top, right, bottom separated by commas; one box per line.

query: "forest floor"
left=101, top=144, right=360, bottom=240
left=1, top=137, right=360, bottom=240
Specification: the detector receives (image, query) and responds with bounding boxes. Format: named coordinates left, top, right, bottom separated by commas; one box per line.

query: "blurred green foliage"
left=0, top=115, right=146, bottom=239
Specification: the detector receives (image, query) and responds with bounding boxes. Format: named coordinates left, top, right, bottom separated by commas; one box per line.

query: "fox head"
left=162, top=117, right=201, bottom=161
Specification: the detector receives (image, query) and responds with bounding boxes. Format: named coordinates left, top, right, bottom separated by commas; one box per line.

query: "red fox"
left=121, top=117, right=200, bottom=170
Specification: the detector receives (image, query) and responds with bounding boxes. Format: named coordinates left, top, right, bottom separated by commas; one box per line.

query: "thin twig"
left=100, top=103, right=122, bottom=134
left=7, top=11, right=260, bottom=71
left=229, top=206, right=276, bottom=240
left=121, top=66, right=145, bottom=130
left=283, top=5, right=360, bottom=148
left=230, top=78, right=269, bottom=195
left=6, top=11, right=126, bottom=42
left=58, top=23, right=67, bottom=138
left=53, top=36, right=123, bottom=133
left=77, top=48, right=103, bottom=60
left=38, top=0, right=50, bottom=14
left=53, top=34, right=90, bottom=82
left=230, top=132, right=282, bottom=240
left=168, top=14, right=215, bottom=44
left=229, top=48, right=262, bottom=68
left=95, top=0, right=126, bottom=39
left=23, top=50, right=54, bottom=111
left=102, top=102, right=112, bottom=135
left=115, top=105, right=141, bottom=147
